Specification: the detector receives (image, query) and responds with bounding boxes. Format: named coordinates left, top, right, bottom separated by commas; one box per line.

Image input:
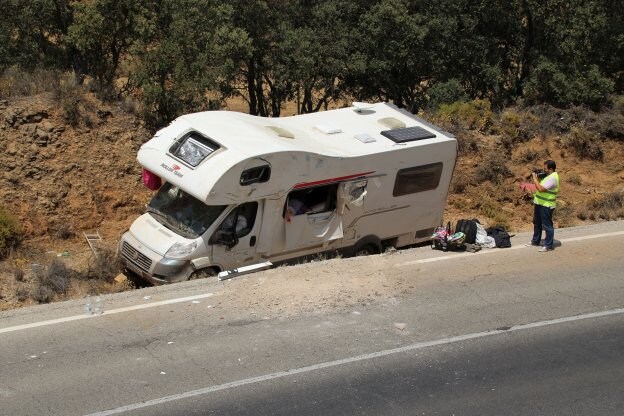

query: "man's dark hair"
left=544, top=160, right=556, bottom=171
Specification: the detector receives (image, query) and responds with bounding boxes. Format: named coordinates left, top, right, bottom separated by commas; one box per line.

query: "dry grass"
left=563, top=126, right=604, bottom=161
left=589, top=192, right=624, bottom=220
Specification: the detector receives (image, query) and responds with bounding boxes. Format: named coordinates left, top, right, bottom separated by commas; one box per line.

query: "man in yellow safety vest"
left=530, top=160, right=560, bottom=252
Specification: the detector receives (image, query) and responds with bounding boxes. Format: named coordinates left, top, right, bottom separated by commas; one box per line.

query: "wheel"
left=350, top=236, right=382, bottom=257
left=355, top=244, right=377, bottom=256
left=189, top=267, right=217, bottom=280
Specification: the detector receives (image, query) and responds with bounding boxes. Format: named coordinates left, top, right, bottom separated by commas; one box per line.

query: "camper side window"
left=393, top=163, right=443, bottom=196
left=240, top=166, right=271, bottom=186
left=285, top=184, right=338, bottom=218
left=218, top=202, right=258, bottom=238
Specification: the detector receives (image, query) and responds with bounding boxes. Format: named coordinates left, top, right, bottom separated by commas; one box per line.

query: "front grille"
left=121, top=241, right=152, bottom=272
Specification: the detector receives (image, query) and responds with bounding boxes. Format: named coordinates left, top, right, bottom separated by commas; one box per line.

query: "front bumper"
left=118, top=233, right=191, bottom=284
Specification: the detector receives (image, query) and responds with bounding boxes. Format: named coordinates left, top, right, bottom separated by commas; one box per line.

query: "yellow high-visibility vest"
left=534, top=172, right=560, bottom=208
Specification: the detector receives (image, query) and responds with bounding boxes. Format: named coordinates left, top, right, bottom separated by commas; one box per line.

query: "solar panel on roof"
left=380, top=126, right=436, bottom=143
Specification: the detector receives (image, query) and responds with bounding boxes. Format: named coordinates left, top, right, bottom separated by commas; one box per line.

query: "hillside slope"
left=1, top=94, right=623, bottom=310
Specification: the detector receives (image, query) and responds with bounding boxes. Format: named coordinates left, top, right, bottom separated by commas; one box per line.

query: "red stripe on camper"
left=293, top=171, right=375, bottom=189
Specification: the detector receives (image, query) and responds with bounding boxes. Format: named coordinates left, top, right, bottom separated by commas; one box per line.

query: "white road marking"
left=0, top=293, right=217, bottom=334
left=85, top=306, right=624, bottom=416
left=396, top=230, right=624, bottom=267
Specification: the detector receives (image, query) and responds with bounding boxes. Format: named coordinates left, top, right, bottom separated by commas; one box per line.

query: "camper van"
left=118, top=102, right=457, bottom=284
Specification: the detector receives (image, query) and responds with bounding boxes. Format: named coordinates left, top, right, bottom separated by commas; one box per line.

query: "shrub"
left=457, top=133, right=479, bottom=155
left=515, top=148, right=543, bottom=164
left=55, top=224, right=75, bottom=240
left=0, top=66, right=61, bottom=97
left=593, top=111, right=624, bottom=141
left=563, top=126, right=604, bottom=161
left=435, top=99, right=494, bottom=133
left=499, top=111, right=522, bottom=144
left=52, top=74, right=85, bottom=127
left=576, top=208, right=588, bottom=221
left=32, top=286, right=54, bottom=304
left=35, top=259, right=71, bottom=295
left=476, top=197, right=510, bottom=231
left=15, top=286, right=30, bottom=302
left=0, top=205, right=23, bottom=259
left=14, top=268, right=25, bottom=282
left=475, top=152, right=512, bottom=184
left=524, top=58, right=613, bottom=108
left=553, top=201, right=575, bottom=227
left=81, top=248, right=121, bottom=282
left=568, top=173, right=582, bottom=186
left=589, top=192, right=624, bottom=220
left=426, top=79, right=468, bottom=111
left=451, top=175, right=470, bottom=194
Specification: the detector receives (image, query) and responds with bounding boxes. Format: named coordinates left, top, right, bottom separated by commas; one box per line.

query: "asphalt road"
left=1, top=221, right=624, bottom=416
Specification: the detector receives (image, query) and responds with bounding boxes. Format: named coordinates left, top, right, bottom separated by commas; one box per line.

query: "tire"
left=351, top=236, right=382, bottom=257
left=355, top=244, right=377, bottom=256
left=189, top=267, right=218, bottom=280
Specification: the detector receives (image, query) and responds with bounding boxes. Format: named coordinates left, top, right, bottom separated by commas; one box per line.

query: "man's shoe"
left=526, top=241, right=540, bottom=247
left=538, top=246, right=553, bottom=252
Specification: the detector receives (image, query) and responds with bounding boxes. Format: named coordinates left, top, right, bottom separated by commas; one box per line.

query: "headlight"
left=165, top=241, right=197, bottom=259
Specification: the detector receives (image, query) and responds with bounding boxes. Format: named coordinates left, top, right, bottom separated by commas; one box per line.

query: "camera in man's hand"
left=526, top=168, right=547, bottom=180
left=532, top=169, right=547, bottom=180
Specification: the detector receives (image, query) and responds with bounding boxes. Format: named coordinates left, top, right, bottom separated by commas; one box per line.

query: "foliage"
left=475, top=151, right=512, bottom=183
left=476, top=196, right=510, bottom=231
left=33, top=259, right=72, bottom=301
left=589, top=191, right=624, bottom=220
left=563, top=126, right=604, bottom=161
left=68, top=0, right=148, bottom=86
left=0, top=0, right=623, bottom=122
left=426, top=79, right=467, bottom=111
left=523, top=58, right=614, bottom=108
left=82, top=248, right=121, bottom=282
left=435, top=99, right=494, bottom=133
left=0, top=205, right=22, bottom=259
left=132, top=1, right=250, bottom=129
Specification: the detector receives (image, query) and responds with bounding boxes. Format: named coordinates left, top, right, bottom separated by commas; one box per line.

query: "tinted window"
left=393, top=163, right=443, bottom=196
left=240, top=166, right=271, bottom=185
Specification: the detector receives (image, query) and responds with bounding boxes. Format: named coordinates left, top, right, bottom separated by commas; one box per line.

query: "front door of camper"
left=284, top=184, right=344, bottom=251
left=210, top=201, right=262, bottom=268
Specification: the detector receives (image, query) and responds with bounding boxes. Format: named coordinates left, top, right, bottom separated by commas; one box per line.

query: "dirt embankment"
left=1, top=93, right=623, bottom=310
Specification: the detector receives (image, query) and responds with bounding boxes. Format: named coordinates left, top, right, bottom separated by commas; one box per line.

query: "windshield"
left=147, top=183, right=227, bottom=238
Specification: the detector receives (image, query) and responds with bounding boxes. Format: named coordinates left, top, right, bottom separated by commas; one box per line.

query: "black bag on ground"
left=485, top=226, right=512, bottom=248
left=455, top=219, right=478, bottom=244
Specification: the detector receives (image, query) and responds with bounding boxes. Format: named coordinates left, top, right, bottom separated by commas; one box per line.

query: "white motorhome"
left=118, top=102, right=457, bottom=284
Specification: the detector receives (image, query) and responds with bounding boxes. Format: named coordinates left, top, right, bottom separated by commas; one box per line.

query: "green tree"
left=67, top=0, right=149, bottom=87
left=349, top=0, right=429, bottom=112
left=132, top=0, right=250, bottom=130
left=522, top=0, right=614, bottom=106
left=272, top=0, right=357, bottom=114
left=0, top=0, right=73, bottom=70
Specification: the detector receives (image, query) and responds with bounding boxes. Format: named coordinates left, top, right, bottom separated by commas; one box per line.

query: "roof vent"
left=378, top=117, right=406, bottom=129
left=265, top=125, right=295, bottom=139
left=381, top=126, right=436, bottom=143
left=352, top=102, right=375, bottom=113
left=354, top=133, right=376, bottom=143
left=315, top=124, right=343, bottom=134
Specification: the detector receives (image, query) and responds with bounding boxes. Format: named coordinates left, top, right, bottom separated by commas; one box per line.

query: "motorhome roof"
left=138, top=102, right=456, bottom=204
left=177, top=102, right=454, bottom=158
